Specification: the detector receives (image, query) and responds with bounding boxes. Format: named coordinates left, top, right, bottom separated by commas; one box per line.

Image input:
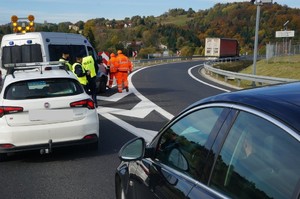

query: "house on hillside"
left=124, top=23, right=132, bottom=28
left=159, top=44, right=168, bottom=50
left=69, top=25, right=79, bottom=32
left=125, top=41, right=143, bottom=49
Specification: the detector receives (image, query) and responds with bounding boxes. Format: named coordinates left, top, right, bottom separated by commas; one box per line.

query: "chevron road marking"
left=96, top=64, right=229, bottom=142
left=98, top=110, right=158, bottom=143
left=96, top=66, right=174, bottom=142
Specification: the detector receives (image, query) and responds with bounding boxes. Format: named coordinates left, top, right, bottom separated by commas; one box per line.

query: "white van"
left=0, top=32, right=99, bottom=70
left=0, top=32, right=109, bottom=92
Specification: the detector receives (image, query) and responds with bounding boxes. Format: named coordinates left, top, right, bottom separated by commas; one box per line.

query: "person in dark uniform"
left=59, top=48, right=72, bottom=70
left=72, top=52, right=90, bottom=93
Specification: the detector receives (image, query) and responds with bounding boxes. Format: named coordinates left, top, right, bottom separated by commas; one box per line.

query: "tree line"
left=0, top=2, right=299, bottom=58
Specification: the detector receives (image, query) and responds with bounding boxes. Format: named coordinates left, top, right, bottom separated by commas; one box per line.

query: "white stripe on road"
left=97, top=66, right=174, bottom=120
left=97, top=65, right=174, bottom=142
left=97, top=64, right=229, bottom=142
left=188, top=64, right=231, bottom=92
left=99, top=110, right=157, bottom=143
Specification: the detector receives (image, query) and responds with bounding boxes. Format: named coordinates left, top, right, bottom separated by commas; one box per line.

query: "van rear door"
left=1, top=44, right=43, bottom=69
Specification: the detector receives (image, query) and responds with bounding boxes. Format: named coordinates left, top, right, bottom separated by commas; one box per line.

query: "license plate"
left=29, top=109, right=74, bottom=121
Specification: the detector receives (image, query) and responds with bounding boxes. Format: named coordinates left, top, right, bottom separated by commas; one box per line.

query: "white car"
left=0, top=63, right=99, bottom=160
left=0, top=69, right=2, bottom=88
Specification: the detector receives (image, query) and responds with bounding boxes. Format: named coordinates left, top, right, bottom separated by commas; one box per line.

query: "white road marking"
left=97, top=64, right=229, bottom=142
left=97, top=65, right=173, bottom=142
left=99, top=110, right=157, bottom=143
left=188, top=64, right=231, bottom=92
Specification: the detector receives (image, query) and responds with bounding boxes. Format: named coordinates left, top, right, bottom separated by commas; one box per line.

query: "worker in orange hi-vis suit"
left=107, top=53, right=119, bottom=89
left=116, top=50, right=133, bottom=93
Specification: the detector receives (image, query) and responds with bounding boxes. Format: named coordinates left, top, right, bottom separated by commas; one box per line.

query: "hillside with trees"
left=0, top=2, right=299, bottom=58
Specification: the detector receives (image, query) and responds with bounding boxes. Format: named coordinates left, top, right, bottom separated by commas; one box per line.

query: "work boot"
left=125, top=87, right=129, bottom=92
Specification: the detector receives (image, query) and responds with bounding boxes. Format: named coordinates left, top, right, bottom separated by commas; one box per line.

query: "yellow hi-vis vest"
left=72, top=63, right=88, bottom=85
left=59, top=58, right=72, bottom=70
left=82, top=55, right=96, bottom=78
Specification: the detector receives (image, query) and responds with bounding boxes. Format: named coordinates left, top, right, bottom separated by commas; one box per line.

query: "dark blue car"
left=115, top=82, right=300, bottom=199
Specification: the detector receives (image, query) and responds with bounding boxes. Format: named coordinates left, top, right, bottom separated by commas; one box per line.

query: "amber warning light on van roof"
left=11, top=15, right=35, bottom=33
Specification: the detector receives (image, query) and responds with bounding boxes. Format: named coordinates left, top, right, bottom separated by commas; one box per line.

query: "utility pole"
left=252, top=0, right=272, bottom=87
left=252, top=1, right=260, bottom=77
left=283, top=20, right=289, bottom=55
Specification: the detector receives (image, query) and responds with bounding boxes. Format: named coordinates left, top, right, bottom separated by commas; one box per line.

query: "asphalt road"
left=132, top=61, right=234, bottom=116
left=0, top=61, right=236, bottom=199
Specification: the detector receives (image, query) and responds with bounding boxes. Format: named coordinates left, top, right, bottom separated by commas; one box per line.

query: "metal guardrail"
left=132, top=55, right=204, bottom=67
left=131, top=55, right=252, bottom=67
left=203, top=62, right=298, bottom=87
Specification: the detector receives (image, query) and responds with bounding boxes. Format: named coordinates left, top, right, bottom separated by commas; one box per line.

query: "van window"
left=2, top=44, right=43, bottom=68
left=48, top=45, right=86, bottom=64
left=87, top=46, right=97, bottom=59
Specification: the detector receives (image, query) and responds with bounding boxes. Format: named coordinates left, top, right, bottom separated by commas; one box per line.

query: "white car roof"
left=3, top=69, right=78, bottom=86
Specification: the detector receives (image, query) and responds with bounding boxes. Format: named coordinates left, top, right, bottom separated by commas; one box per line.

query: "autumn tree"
left=180, top=46, right=194, bottom=58
left=57, top=22, right=70, bottom=32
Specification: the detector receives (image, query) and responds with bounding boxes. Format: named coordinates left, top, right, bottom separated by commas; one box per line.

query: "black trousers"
left=87, top=76, right=97, bottom=106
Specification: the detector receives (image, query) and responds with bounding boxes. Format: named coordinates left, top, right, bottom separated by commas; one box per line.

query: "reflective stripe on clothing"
left=108, top=72, right=116, bottom=87
left=82, top=55, right=96, bottom=78
left=117, top=54, right=131, bottom=72
left=116, top=72, right=129, bottom=92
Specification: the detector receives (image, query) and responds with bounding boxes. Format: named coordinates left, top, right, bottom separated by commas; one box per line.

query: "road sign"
left=132, top=51, right=137, bottom=57
left=98, top=51, right=110, bottom=67
left=275, top=30, right=295, bottom=38
left=260, top=0, right=272, bottom=3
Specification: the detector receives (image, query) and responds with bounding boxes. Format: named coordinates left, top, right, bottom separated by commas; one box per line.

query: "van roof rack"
left=4, top=61, right=63, bottom=68
left=4, top=61, right=69, bottom=78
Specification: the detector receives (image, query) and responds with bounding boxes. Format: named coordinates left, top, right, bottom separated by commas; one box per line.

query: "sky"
left=0, top=0, right=299, bottom=25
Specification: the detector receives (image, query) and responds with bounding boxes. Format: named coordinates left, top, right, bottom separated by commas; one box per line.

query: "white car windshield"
left=4, top=78, right=84, bottom=100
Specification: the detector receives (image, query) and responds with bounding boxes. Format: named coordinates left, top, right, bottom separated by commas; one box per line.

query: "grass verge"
left=211, top=55, right=300, bottom=88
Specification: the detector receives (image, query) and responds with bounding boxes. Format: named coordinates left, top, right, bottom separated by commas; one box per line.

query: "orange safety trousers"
left=107, top=57, right=119, bottom=88
left=108, top=72, right=117, bottom=88
left=116, top=71, right=129, bottom=93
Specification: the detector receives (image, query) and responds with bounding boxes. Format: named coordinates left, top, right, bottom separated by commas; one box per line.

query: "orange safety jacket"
left=107, top=56, right=119, bottom=73
left=117, top=54, right=132, bottom=72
